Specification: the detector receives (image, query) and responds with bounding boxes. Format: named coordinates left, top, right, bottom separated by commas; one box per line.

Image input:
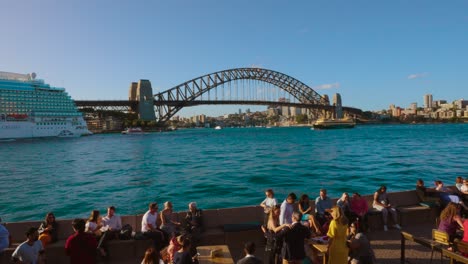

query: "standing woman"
left=38, top=212, right=58, bottom=247
left=86, top=210, right=108, bottom=258
left=327, top=206, right=348, bottom=264
left=261, top=205, right=286, bottom=264
left=160, top=201, right=181, bottom=239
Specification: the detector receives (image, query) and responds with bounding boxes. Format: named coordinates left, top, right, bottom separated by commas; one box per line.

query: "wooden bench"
left=364, top=191, right=437, bottom=230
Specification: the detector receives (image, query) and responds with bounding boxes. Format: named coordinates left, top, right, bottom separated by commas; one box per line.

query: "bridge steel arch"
left=154, top=67, right=330, bottom=123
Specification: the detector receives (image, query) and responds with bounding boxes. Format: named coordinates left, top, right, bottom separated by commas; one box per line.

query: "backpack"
left=119, top=224, right=133, bottom=240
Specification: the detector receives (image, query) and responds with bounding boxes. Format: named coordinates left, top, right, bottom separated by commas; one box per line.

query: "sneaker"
left=394, top=224, right=401, bottom=230
left=384, top=225, right=388, bottom=231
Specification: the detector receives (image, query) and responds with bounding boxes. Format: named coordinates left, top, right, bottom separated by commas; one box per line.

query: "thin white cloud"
left=407, top=72, right=428, bottom=79
left=312, top=82, right=340, bottom=90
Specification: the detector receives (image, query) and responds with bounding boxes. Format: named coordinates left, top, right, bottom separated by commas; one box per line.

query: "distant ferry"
left=312, top=118, right=356, bottom=129
left=214, top=126, right=222, bottom=130
left=0, top=71, right=91, bottom=139
left=121, top=127, right=144, bottom=134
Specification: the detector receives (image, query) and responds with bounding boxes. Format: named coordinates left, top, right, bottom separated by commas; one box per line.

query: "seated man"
left=435, top=180, right=468, bottom=209
left=416, top=179, right=440, bottom=206
left=315, top=189, right=332, bottom=225
left=184, top=202, right=202, bottom=236
left=101, top=206, right=122, bottom=239
left=11, top=227, right=45, bottom=264
left=142, top=202, right=166, bottom=250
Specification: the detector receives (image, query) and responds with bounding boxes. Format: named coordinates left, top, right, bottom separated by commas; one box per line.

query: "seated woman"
left=373, top=185, right=401, bottom=231
left=438, top=202, right=463, bottom=242
left=86, top=210, right=108, bottom=258
left=337, top=192, right=357, bottom=223
left=416, top=179, right=440, bottom=206
left=298, top=194, right=322, bottom=235
left=160, top=201, right=181, bottom=239
left=350, top=193, right=369, bottom=232
left=38, top=212, right=58, bottom=247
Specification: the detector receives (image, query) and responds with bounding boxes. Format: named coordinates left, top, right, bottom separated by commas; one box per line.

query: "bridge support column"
left=333, top=93, right=343, bottom=119
left=129, top=80, right=156, bottom=121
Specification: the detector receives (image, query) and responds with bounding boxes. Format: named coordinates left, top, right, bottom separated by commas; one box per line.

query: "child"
left=260, top=189, right=277, bottom=226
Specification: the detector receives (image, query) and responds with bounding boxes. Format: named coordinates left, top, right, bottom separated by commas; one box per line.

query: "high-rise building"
left=424, top=94, right=433, bottom=109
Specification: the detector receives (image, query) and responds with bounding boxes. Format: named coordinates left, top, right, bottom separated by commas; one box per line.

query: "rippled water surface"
left=1, top=124, right=467, bottom=221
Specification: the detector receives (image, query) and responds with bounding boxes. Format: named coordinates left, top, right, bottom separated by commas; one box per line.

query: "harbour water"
left=1, top=124, right=467, bottom=222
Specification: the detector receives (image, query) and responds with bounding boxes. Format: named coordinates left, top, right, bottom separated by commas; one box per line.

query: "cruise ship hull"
left=0, top=119, right=91, bottom=139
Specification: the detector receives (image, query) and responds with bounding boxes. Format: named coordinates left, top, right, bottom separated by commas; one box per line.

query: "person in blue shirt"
left=315, top=189, right=333, bottom=225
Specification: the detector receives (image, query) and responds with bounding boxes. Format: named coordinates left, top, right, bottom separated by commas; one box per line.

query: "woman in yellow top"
left=327, top=206, right=349, bottom=264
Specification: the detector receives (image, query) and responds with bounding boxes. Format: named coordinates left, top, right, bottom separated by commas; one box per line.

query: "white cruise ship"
left=0, top=71, right=91, bottom=139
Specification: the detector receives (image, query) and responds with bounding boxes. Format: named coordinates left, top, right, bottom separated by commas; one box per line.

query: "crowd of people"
left=1, top=202, right=203, bottom=264
left=2, top=177, right=468, bottom=264
left=260, top=188, right=379, bottom=264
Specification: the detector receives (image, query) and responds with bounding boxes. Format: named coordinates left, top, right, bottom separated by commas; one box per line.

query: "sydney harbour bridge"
left=75, top=68, right=362, bottom=125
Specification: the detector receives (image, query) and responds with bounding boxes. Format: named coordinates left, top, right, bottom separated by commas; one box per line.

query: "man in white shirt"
left=11, top=227, right=45, bottom=264
left=141, top=202, right=166, bottom=250
left=279, top=193, right=297, bottom=225
left=102, top=206, right=122, bottom=239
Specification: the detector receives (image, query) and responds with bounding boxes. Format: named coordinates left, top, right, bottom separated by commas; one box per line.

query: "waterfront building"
left=454, top=99, right=468, bottom=110
left=199, top=114, right=206, bottom=124
left=433, top=100, right=447, bottom=107
left=424, top=94, right=433, bottom=109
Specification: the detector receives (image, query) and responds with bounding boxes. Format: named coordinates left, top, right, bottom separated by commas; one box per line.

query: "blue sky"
left=1, top=0, right=467, bottom=117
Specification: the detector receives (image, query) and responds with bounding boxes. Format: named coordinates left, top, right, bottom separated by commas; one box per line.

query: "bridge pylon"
left=128, top=80, right=156, bottom=121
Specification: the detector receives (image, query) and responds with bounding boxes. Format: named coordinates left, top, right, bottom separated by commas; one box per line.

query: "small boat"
left=312, top=118, right=355, bottom=130
left=57, top=130, right=75, bottom=137
left=122, top=127, right=144, bottom=134
left=214, top=126, right=222, bottom=130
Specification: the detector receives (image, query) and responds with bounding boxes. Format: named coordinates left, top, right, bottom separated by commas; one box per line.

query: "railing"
left=400, top=231, right=468, bottom=264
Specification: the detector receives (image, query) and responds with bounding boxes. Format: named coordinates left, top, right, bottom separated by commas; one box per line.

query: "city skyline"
left=1, top=1, right=467, bottom=117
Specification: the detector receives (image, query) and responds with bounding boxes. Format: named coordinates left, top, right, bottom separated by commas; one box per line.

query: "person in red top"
left=350, top=193, right=369, bottom=232
left=65, top=218, right=98, bottom=264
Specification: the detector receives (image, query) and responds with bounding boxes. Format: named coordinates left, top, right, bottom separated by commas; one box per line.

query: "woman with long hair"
left=298, top=194, right=322, bottom=235
left=373, top=185, right=401, bottom=231
left=438, top=202, right=463, bottom=242
left=141, top=246, right=161, bottom=264
left=327, top=206, right=348, bottom=264
left=38, top=212, right=58, bottom=247
left=86, top=210, right=108, bottom=258
left=160, top=201, right=181, bottom=239
left=260, top=205, right=286, bottom=264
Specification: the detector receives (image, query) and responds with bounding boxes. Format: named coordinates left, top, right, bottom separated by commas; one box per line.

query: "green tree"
left=295, top=114, right=308, bottom=124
